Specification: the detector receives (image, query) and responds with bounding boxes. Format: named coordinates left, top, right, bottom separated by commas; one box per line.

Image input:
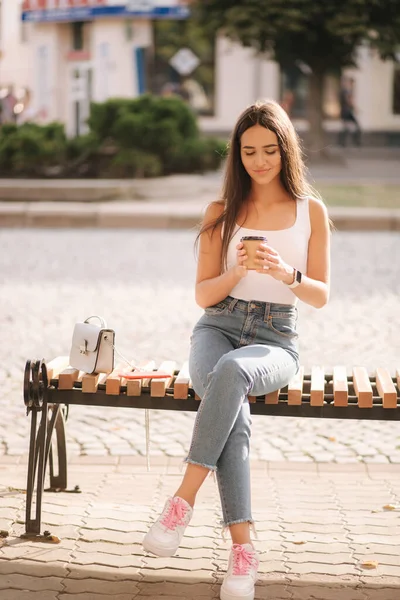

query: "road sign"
left=169, top=47, right=200, bottom=76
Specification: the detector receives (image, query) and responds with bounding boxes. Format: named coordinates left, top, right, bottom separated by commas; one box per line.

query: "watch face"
left=296, top=270, right=302, bottom=284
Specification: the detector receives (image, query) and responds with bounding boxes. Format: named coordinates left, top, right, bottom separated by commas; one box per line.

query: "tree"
left=191, top=0, right=400, bottom=155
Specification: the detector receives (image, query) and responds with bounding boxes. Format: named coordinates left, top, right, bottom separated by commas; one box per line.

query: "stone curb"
left=0, top=201, right=400, bottom=231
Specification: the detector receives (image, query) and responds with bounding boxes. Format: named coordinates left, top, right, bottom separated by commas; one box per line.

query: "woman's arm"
left=195, top=202, right=246, bottom=309
left=289, top=197, right=331, bottom=309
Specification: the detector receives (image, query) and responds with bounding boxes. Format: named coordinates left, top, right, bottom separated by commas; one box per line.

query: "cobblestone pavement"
left=1, top=459, right=400, bottom=598
left=0, top=229, right=399, bottom=463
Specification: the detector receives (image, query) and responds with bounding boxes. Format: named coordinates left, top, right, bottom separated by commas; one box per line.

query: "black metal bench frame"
left=22, top=358, right=400, bottom=540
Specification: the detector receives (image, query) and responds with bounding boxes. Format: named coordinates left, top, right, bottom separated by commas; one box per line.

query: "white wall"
left=0, top=0, right=32, bottom=92
left=363, top=49, right=400, bottom=131
left=200, top=35, right=280, bottom=133
left=91, top=18, right=152, bottom=102
left=29, top=23, right=59, bottom=121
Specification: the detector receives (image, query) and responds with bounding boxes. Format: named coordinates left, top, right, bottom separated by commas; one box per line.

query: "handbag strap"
left=84, top=315, right=107, bottom=328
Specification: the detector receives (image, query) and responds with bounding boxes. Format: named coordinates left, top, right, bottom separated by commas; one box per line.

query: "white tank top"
left=226, top=197, right=311, bottom=305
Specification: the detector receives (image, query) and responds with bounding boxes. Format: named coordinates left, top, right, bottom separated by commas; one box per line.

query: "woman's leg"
left=143, top=323, right=235, bottom=557
left=174, top=324, right=235, bottom=506
left=186, top=343, right=298, bottom=537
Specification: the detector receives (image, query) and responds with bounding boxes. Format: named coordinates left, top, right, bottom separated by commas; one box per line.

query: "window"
left=72, top=21, right=84, bottom=51
left=280, top=64, right=340, bottom=120
left=151, top=19, right=215, bottom=116
left=393, top=66, right=400, bottom=114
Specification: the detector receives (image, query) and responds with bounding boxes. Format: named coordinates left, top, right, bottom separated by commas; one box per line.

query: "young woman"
left=143, top=100, right=331, bottom=600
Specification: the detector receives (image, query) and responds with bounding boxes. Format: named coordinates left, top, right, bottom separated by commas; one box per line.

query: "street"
left=1, top=229, right=399, bottom=462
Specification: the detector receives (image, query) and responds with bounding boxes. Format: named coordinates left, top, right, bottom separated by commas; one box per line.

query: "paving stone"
left=71, top=552, right=142, bottom=569
left=57, top=595, right=135, bottom=600
left=82, top=518, right=145, bottom=533
left=0, top=558, right=66, bottom=578
left=254, top=583, right=293, bottom=599
left=0, top=592, right=58, bottom=600
left=142, top=556, right=214, bottom=572
left=62, top=578, right=139, bottom=595
left=282, top=542, right=350, bottom=554
left=67, top=564, right=142, bottom=581
left=0, top=573, right=63, bottom=591
left=0, top=545, right=73, bottom=562
left=286, top=562, right=359, bottom=575
left=79, top=528, right=143, bottom=545
left=362, top=587, right=400, bottom=599
left=284, top=552, right=354, bottom=565
left=257, top=561, right=288, bottom=574
left=135, top=582, right=214, bottom=596
left=139, top=568, right=215, bottom=583
left=75, top=541, right=144, bottom=556
left=351, top=543, right=400, bottom=556
left=289, top=585, right=366, bottom=600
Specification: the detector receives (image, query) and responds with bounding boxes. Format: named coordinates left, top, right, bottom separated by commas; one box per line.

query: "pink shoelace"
left=160, top=498, right=188, bottom=531
left=232, top=544, right=258, bottom=576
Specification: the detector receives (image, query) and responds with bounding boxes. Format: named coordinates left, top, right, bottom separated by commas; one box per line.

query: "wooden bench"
left=22, top=356, right=400, bottom=540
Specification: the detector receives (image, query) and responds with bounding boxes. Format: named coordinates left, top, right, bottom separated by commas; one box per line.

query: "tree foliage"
left=191, top=0, right=400, bottom=152
left=192, top=0, right=400, bottom=72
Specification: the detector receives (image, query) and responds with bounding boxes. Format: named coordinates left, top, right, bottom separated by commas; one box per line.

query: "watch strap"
left=287, top=269, right=302, bottom=288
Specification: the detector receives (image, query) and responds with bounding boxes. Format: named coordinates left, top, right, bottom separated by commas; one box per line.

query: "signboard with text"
left=22, top=0, right=190, bottom=21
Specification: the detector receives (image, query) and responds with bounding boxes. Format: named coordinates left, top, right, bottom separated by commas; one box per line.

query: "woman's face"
left=240, top=124, right=282, bottom=185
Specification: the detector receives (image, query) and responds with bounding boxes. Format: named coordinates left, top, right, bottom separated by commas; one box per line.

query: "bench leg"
left=47, top=406, right=68, bottom=491
left=23, top=402, right=48, bottom=537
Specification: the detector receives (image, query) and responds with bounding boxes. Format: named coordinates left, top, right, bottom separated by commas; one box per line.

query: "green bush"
left=66, top=132, right=99, bottom=161
left=0, top=95, right=225, bottom=178
left=0, top=121, right=67, bottom=176
left=166, top=136, right=227, bottom=174
left=108, top=149, right=163, bottom=178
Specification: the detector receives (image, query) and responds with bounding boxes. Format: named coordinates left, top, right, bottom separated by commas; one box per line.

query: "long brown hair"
left=196, top=100, right=320, bottom=270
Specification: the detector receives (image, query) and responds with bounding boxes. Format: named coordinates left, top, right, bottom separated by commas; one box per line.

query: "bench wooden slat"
left=265, top=389, right=280, bottom=404
left=310, top=366, right=325, bottom=406
left=333, top=365, right=348, bottom=407
left=376, top=367, right=398, bottom=408
left=353, top=367, right=373, bottom=408
left=396, top=368, right=400, bottom=392
left=58, top=367, right=82, bottom=390
left=105, top=363, right=132, bottom=395
left=82, top=372, right=106, bottom=394
left=248, top=395, right=256, bottom=403
left=174, top=362, right=190, bottom=400
left=151, top=361, right=176, bottom=397
left=126, top=360, right=156, bottom=397
left=288, top=366, right=304, bottom=405
left=47, top=356, right=69, bottom=381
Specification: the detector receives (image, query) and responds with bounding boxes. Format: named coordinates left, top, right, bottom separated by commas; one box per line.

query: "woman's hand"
left=232, top=241, right=248, bottom=279
left=255, top=243, right=295, bottom=284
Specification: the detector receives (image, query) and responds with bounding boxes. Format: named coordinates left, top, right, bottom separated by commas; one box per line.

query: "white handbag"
left=69, top=316, right=115, bottom=375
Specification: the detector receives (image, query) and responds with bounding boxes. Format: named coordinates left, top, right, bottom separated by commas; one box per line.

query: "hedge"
left=0, top=95, right=226, bottom=178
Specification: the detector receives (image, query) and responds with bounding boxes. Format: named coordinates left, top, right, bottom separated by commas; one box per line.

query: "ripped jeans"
left=186, top=296, right=300, bottom=527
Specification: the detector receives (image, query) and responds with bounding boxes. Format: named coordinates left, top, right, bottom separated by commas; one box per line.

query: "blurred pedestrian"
left=1, top=86, right=17, bottom=124
left=280, top=88, right=295, bottom=118
left=17, top=90, right=37, bottom=125
left=338, top=76, right=361, bottom=147
left=143, top=100, right=331, bottom=600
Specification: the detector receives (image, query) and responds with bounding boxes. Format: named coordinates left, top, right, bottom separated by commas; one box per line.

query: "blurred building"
left=9, top=0, right=190, bottom=135
left=0, top=1, right=399, bottom=143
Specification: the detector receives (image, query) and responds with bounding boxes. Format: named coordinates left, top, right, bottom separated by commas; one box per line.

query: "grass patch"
left=317, top=184, right=400, bottom=208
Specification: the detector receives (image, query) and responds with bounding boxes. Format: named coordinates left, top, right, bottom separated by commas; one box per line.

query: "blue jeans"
left=187, top=296, right=300, bottom=527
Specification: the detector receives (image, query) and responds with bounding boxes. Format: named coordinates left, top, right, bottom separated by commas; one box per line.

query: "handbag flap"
left=71, top=323, right=103, bottom=353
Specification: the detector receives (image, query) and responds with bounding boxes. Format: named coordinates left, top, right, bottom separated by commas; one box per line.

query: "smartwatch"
left=286, top=268, right=302, bottom=288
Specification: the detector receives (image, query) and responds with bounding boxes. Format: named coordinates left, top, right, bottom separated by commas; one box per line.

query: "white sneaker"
left=220, top=543, right=259, bottom=600
left=142, top=496, right=193, bottom=557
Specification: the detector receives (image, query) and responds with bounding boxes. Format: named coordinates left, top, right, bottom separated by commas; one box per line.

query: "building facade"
left=0, top=0, right=399, bottom=142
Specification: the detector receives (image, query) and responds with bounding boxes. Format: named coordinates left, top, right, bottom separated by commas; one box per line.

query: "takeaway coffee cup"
left=240, top=236, right=268, bottom=270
